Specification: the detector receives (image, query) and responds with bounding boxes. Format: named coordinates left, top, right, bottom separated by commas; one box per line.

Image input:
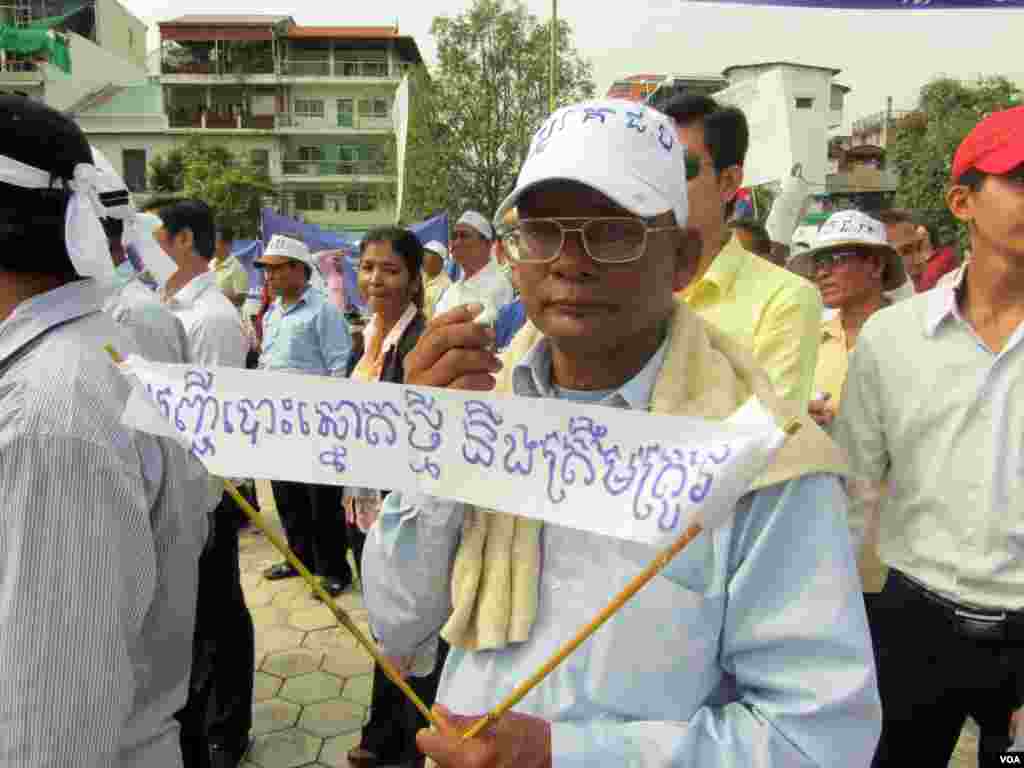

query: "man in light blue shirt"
left=256, top=234, right=355, bottom=597
left=361, top=100, right=880, bottom=767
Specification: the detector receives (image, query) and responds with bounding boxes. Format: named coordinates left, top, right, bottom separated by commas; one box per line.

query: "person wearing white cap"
left=361, top=99, right=880, bottom=768
left=421, top=239, right=452, bottom=321
left=0, top=96, right=213, bottom=766
left=434, top=210, right=514, bottom=318
left=256, top=233, right=356, bottom=600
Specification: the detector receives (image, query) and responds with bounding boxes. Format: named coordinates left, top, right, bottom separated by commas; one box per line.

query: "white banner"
left=118, top=357, right=786, bottom=547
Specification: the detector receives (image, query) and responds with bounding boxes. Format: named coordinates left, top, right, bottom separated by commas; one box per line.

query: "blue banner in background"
left=686, top=0, right=1020, bottom=7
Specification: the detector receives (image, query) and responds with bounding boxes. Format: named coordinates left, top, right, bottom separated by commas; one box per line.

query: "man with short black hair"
left=835, top=105, right=1024, bottom=766
left=156, top=198, right=253, bottom=768
left=660, top=95, right=822, bottom=408
left=0, top=94, right=211, bottom=766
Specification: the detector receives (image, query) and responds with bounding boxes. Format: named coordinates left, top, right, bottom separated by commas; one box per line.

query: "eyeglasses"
left=811, top=250, right=864, bottom=271
left=513, top=217, right=678, bottom=265
left=497, top=227, right=522, bottom=261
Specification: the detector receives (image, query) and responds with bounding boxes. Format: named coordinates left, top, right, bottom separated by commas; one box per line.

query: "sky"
left=134, top=0, right=1024, bottom=128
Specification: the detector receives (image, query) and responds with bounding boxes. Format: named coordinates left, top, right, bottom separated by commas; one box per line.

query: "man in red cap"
left=834, top=105, right=1024, bottom=765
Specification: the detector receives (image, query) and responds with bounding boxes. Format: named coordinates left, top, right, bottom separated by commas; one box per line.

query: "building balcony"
left=167, top=110, right=277, bottom=130
left=0, top=59, right=44, bottom=83
left=280, top=159, right=392, bottom=179
left=279, top=58, right=392, bottom=79
left=276, top=112, right=392, bottom=132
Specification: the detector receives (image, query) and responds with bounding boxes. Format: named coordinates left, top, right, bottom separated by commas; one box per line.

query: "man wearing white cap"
left=256, top=234, right=355, bottom=598
left=434, top=210, right=514, bottom=318
left=422, top=239, right=452, bottom=321
left=0, top=96, right=212, bottom=766
left=361, top=99, right=880, bottom=767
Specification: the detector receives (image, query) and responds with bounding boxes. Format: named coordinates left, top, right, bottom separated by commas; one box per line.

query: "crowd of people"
left=0, top=81, right=1020, bottom=768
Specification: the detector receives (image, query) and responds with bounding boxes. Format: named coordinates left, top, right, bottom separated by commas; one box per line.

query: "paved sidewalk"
left=237, top=482, right=979, bottom=768
left=238, top=482, right=375, bottom=768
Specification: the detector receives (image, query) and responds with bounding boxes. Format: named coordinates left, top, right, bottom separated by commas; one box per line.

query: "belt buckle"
left=954, top=607, right=1007, bottom=642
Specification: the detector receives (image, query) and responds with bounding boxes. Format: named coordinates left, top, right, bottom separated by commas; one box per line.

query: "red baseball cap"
left=952, top=105, right=1024, bottom=183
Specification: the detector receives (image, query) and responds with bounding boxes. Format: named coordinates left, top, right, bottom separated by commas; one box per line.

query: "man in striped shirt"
left=0, top=96, right=213, bottom=765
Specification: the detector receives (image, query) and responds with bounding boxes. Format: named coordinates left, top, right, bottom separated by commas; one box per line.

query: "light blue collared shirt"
left=362, top=337, right=881, bottom=767
left=259, top=287, right=352, bottom=376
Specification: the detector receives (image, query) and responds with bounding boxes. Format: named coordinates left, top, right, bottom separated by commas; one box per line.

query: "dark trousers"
left=177, top=493, right=255, bottom=768
left=869, top=570, right=1024, bottom=767
left=270, top=479, right=352, bottom=582
left=359, top=640, right=450, bottom=763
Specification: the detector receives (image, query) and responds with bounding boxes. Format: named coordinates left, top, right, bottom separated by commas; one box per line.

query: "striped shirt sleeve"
left=0, top=434, right=155, bottom=766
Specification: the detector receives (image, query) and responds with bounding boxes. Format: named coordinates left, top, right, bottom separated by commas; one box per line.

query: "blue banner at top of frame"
left=687, top=0, right=1021, bottom=8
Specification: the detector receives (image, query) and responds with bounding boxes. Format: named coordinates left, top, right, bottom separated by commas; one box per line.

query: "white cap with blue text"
left=495, top=99, right=688, bottom=229
left=258, top=234, right=316, bottom=270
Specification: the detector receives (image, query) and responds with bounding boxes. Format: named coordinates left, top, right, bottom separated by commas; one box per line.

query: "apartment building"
left=0, top=0, right=146, bottom=107
left=77, top=14, right=422, bottom=231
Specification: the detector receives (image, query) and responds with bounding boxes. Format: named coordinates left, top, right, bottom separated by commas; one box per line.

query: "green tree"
left=149, top=147, right=186, bottom=193
left=169, top=138, right=275, bottom=238
left=890, top=76, right=1021, bottom=250
left=399, top=0, right=595, bottom=221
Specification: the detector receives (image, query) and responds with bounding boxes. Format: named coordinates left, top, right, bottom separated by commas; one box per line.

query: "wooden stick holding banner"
left=460, top=417, right=803, bottom=742
left=103, top=345, right=444, bottom=731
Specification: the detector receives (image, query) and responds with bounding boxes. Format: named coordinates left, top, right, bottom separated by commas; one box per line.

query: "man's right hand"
left=404, top=304, right=503, bottom=390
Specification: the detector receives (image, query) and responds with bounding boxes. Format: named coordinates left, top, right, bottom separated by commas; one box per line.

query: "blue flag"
left=687, top=0, right=1020, bottom=7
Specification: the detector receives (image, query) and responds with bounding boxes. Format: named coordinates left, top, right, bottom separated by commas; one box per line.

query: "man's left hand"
left=416, top=704, right=552, bottom=768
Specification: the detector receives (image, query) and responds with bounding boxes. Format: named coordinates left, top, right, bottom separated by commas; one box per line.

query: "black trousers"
left=270, top=479, right=352, bottom=582
left=359, top=639, right=450, bottom=763
left=177, top=493, right=255, bottom=768
left=869, top=570, right=1024, bottom=767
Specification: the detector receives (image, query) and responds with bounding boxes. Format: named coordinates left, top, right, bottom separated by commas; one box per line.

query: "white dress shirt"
left=164, top=271, right=247, bottom=368
left=105, top=277, right=188, bottom=364
left=834, top=265, right=1024, bottom=610
left=433, top=258, right=515, bottom=317
left=0, top=279, right=212, bottom=766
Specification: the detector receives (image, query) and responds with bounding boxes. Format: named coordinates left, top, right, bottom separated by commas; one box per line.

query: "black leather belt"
left=890, top=569, right=1024, bottom=643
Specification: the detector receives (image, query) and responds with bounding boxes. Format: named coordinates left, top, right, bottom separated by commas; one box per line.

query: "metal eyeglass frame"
left=511, top=217, right=679, bottom=265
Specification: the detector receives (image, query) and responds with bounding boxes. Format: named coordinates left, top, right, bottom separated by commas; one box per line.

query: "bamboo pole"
left=461, top=418, right=803, bottom=741
left=103, top=345, right=443, bottom=731
left=549, top=0, right=557, bottom=112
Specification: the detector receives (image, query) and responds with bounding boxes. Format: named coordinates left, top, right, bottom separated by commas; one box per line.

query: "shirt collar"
left=272, top=286, right=317, bottom=316
left=512, top=335, right=670, bottom=410
left=167, top=271, right=217, bottom=309
left=688, top=235, right=746, bottom=299
left=0, top=279, right=107, bottom=366
left=924, top=263, right=968, bottom=337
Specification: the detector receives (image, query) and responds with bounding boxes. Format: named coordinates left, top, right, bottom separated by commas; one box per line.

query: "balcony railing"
left=162, top=59, right=276, bottom=76
left=0, top=59, right=39, bottom=73
left=337, top=60, right=389, bottom=78
left=280, top=59, right=330, bottom=77
left=167, top=111, right=277, bottom=130
left=281, top=160, right=390, bottom=177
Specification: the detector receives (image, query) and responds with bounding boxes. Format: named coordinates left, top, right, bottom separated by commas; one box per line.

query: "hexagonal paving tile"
left=254, top=626, right=306, bottom=656
left=250, top=605, right=291, bottom=629
left=340, top=674, right=373, bottom=706
left=251, top=697, right=301, bottom=736
left=319, top=732, right=362, bottom=768
left=247, top=730, right=322, bottom=768
left=279, top=671, right=343, bottom=705
left=321, top=648, right=373, bottom=679
left=298, top=698, right=366, bottom=738
left=302, top=627, right=357, bottom=653
left=262, top=649, right=324, bottom=679
left=289, top=604, right=337, bottom=632
left=253, top=671, right=283, bottom=702
left=243, top=585, right=275, bottom=609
